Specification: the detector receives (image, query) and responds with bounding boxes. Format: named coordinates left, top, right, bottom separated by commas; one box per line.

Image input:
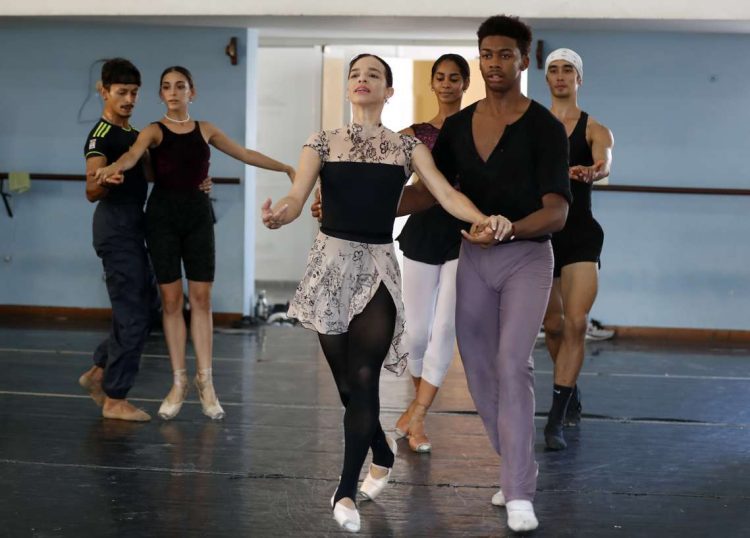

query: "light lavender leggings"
left=455, top=239, right=553, bottom=502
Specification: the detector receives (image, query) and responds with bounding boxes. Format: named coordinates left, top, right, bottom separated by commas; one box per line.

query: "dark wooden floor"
left=1, top=325, right=749, bottom=537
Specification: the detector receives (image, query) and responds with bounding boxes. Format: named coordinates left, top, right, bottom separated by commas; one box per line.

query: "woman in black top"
left=261, top=53, right=502, bottom=533
left=96, top=66, right=295, bottom=422
left=394, top=54, right=471, bottom=454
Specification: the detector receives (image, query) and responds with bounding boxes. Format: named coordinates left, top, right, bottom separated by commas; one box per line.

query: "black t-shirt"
left=432, top=100, right=571, bottom=241
left=83, top=119, right=147, bottom=205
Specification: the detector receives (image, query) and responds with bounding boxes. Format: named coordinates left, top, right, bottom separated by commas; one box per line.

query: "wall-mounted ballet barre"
left=0, top=173, right=241, bottom=217
left=0, top=173, right=241, bottom=185
left=593, top=184, right=750, bottom=196
left=2, top=173, right=749, bottom=200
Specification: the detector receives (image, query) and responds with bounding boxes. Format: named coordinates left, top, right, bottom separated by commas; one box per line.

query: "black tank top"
left=320, top=162, right=410, bottom=244
left=150, top=122, right=211, bottom=191
left=567, top=112, right=594, bottom=221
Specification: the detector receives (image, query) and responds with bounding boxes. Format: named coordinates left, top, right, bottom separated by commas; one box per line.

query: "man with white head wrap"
left=541, top=47, right=615, bottom=450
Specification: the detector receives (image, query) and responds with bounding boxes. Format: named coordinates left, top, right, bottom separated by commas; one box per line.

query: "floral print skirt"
left=287, top=231, right=407, bottom=375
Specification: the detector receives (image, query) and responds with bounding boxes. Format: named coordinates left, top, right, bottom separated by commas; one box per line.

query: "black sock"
left=547, top=384, right=573, bottom=425
left=568, top=385, right=580, bottom=408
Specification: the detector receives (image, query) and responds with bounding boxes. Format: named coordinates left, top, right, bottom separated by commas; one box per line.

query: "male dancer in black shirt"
left=400, top=16, right=571, bottom=533
left=541, top=49, right=614, bottom=450
left=77, top=58, right=157, bottom=421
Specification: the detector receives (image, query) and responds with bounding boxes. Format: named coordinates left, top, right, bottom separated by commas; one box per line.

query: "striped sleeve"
left=83, top=121, right=113, bottom=159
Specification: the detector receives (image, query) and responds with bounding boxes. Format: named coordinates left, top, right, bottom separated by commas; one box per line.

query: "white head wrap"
left=545, top=48, right=583, bottom=80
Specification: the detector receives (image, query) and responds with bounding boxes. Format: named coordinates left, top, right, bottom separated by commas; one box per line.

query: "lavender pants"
left=455, top=239, right=553, bottom=502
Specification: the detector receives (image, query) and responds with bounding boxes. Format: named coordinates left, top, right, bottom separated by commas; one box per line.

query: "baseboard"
left=2, top=305, right=748, bottom=343
left=0, top=305, right=243, bottom=327
left=611, top=325, right=750, bottom=344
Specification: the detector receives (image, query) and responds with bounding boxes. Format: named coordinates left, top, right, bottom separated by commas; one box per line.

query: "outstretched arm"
left=94, top=124, right=160, bottom=182
left=261, top=147, right=319, bottom=229
left=204, top=122, right=295, bottom=182
left=571, top=120, right=614, bottom=183
left=411, top=144, right=512, bottom=240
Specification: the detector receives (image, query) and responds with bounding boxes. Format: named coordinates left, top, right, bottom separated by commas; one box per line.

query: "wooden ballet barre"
left=593, top=184, right=750, bottom=196
left=0, top=173, right=241, bottom=185
left=2, top=173, right=747, bottom=195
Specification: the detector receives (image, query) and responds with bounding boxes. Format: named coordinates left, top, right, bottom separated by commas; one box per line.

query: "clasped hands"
left=461, top=215, right=514, bottom=247
left=92, top=165, right=125, bottom=187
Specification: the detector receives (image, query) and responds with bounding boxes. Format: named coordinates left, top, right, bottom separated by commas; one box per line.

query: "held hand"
left=93, top=168, right=124, bottom=187
left=94, top=165, right=113, bottom=182
left=261, top=197, right=288, bottom=230
left=94, top=165, right=124, bottom=186
left=569, top=165, right=588, bottom=182
left=199, top=176, right=213, bottom=194
left=570, top=161, right=605, bottom=184
left=461, top=226, right=495, bottom=247
left=488, top=215, right=514, bottom=241
left=310, top=187, right=323, bottom=221
left=460, top=215, right=513, bottom=247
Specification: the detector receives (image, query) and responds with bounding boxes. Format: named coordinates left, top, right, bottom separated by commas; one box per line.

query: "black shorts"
left=551, top=217, right=603, bottom=278
left=145, top=189, right=215, bottom=284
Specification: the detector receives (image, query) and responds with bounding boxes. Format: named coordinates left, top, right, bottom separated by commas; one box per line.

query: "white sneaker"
left=506, top=500, right=538, bottom=532
left=585, top=319, right=615, bottom=341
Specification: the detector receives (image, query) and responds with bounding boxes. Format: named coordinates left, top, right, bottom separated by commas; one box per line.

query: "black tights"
left=318, top=283, right=397, bottom=505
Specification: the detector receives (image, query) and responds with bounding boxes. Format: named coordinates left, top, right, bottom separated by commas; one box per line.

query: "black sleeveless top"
left=304, top=124, right=421, bottom=245
left=150, top=122, right=211, bottom=191
left=397, top=123, right=463, bottom=264
left=320, top=162, right=410, bottom=244
left=567, top=112, right=595, bottom=221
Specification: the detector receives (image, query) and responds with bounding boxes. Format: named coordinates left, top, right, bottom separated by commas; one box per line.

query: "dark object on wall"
left=225, top=37, right=238, bottom=66
left=0, top=178, right=12, bottom=218
left=536, top=40, right=545, bottom=69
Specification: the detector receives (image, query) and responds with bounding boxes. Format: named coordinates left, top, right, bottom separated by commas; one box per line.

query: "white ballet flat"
left=506, top=500, right=539, bottom=532
left=330, top=489, right=360, bottom=532
left=359, top=435, right=397, bottom=501
left=333, top=500, right=360, bottom=532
